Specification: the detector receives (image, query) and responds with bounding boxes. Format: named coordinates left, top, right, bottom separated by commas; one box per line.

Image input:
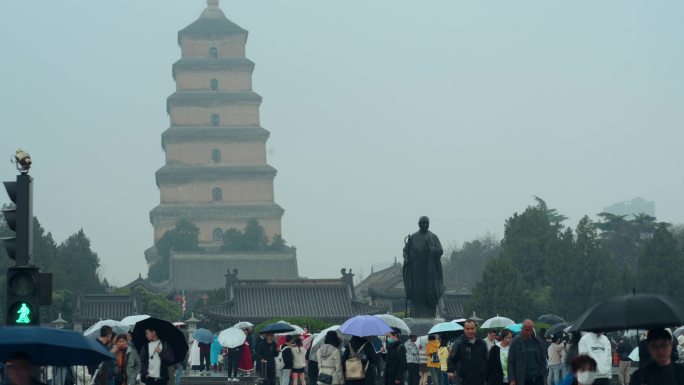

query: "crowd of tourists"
left=176, top=318, right=684, bottom=385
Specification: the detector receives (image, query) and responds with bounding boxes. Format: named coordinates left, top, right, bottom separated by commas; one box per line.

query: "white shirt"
left=578, top=333, right=612, bottom=379
left=498, top=343, right=510, bottom=383
left=148, top=340, right=163, bottom=378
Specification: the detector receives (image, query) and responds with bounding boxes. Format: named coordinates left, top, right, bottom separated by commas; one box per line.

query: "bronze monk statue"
left=403, top=216, right=444, bottom=318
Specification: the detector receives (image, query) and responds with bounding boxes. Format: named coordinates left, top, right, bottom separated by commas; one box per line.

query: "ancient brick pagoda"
left=147, top=0, right=298, bottom=289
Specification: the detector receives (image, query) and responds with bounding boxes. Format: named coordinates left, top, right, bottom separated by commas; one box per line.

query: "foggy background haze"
left=1, top=0, right=683, bottom=286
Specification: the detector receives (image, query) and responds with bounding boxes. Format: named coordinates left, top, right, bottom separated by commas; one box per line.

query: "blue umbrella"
left=506, top=323, right=523, bottom=333
left=0, top=327, right=113, bottom=366
left=261, top=322, right=296, bottom=334
left=428, top=322, right=464, bottom=335
left=193, top=328, right=214, bottom=344
left=340, top=315, right=392, bottom=337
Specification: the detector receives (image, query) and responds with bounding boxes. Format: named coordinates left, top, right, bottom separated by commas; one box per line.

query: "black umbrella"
left=544, top=323, right=569, bottom=338
left=574, top=294, right=684, bottom=332
left=132, top=318, right=189, bottom=365
left=538, top=314, right=566, bottom=325
left=260, top=322, right=295, bottom=334
left=0, top=327, right=113, bottom=366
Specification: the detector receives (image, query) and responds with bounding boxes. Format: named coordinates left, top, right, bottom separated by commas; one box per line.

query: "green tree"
left=466, top=257, right=531, bottom=320
left=222, top=219, right=290, bottom=252
left=550, top=217, right=618, bottom=319
left=443, top=234, right=500, bottom=288
left=54, top=229, right=105, bottom=294
left=42, top=289, right=74, bottom=323
left=637, top=224, right=684, bottom=298
left=149, top=218, right=200, bottom=282
left=499, top=202, right=559, bottom=289
left=596, top=212, right=658, bottom=270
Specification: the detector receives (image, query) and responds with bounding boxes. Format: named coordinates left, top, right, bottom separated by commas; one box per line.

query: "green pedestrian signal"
left=8, top=301, right=34, bottom=325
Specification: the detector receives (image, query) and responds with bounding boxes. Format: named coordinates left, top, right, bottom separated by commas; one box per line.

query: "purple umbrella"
left=340, top=315, right=393, bottom=337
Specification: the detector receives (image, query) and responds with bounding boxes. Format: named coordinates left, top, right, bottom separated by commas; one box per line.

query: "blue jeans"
left=547, top=364, right=563, bottom=385
left=440, top=371, right=450, bottom=385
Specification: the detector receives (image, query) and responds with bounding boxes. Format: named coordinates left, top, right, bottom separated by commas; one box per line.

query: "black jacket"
left=448, top=337, right=488, bottom=385
left=281, top=346, right=294, bottom=370
left=617, top=341, right=633, bottom=361
left=384, top=341, right=407, bottom=384
left=255, top=338, right=278, bottom=365
left=342, top=336, right=378, bottom=385
left=630, top=362, right=684, bottom=385
left=508, top=336, right=547, bottom=384
left=140, top=341, right=175, bottom=380
left=486, top=345, right=505, bottom=385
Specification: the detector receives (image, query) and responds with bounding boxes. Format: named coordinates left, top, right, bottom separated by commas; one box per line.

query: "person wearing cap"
left=630, top=328, right=684, bottom=385
left=384, top=329, right=407, bottom=385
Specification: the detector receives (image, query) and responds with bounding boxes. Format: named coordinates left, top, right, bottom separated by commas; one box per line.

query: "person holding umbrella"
left=140, top=327, right=175, bottom=385
left=317, top=331, right=343, bottom=385
left=629, top=328, right=684, bottom=385
left=4, top=353, right=46, bottom=385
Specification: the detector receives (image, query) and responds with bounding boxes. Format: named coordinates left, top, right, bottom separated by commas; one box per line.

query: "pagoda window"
left=213, top=228, right=223, bottom=241
left=210, top=79, right=219, bottom=91
left=209, top=47, right=218, bottom=58
left=211, top=149, right=221, bottom=163
left=211, top=114, right=220, bottom=126
left=212, top=188, right=222, bottom=202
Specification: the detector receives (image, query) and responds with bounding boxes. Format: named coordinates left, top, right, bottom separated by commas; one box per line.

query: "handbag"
left=317, top=373, right=333, bottom=384
left=345, top=343, right=369, bottom=381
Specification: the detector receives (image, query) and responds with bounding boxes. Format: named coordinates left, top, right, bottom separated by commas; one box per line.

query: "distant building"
left=146, top=0, right=298, bottom=286
left=603, top=197, right=655, bottom=218
left=72, top=294, right=137, bottom=331
left=199, top=268, right=379, bottom=326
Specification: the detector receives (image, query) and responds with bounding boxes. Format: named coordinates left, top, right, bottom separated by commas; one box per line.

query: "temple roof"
left=73, top=294, right=137, bottom=328
left=200, top=278, right=378, bottom=324
left=354, top=261, right=403, bottom=300
left=178, top=0, right=247, bottom=45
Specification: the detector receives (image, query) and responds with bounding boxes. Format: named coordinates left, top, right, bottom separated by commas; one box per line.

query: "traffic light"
left=6, top=266, right=40, bottom=325
left=2, top=173, right=33, bottom=266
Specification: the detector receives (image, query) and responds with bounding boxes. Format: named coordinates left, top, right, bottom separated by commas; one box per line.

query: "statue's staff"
left=403, top=233, right=411, bottom=318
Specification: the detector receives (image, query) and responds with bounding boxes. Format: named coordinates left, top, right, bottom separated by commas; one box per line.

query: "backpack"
left=345, top=342, right=369, bottom=381
left=276, top=346, right=290, bottom=372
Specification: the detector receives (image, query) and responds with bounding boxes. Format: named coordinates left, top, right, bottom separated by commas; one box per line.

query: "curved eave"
left=172, top=59, right=255, bottom=80
left=178, top=18, right=248, bottom=46
left=167, top=91, right=261, bottom=113
left=150, top=203, right=284, bottom=224
left=161, top=126, right=270, bottom=150
left=155, top=164, right=277, bottom=186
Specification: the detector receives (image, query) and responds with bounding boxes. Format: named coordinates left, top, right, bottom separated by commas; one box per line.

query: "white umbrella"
left=84, top=320, right=129, bottom=338
left=374, top=314, right=411, bottom=335
left=218, top=327, right=247, bottom=348
left=309, top=325, right=341, bottom=359
left=233, top=321, right=254, bottom=330
left=452, top=318, right=467, bottom=325
left=121, top=315, right=151, bottom=327
left=481, top=316, right=515, bottom=329
left=275, top=320, right=304, bottom=335
left=629, top=347, right=639, bottom=361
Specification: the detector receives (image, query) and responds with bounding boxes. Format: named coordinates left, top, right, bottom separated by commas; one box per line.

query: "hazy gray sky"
left=2, top=0, right=683, bottom=286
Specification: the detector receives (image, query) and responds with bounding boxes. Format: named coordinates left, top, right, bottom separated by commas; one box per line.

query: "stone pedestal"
left=403, top=317, right=445, bottom=336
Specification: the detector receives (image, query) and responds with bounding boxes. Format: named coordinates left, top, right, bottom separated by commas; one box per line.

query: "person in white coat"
left=317, top=331, right=343, bottom=385
left=188, top=340, right=201, bottom=373
left=578, top=332, right=612, bottom=385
